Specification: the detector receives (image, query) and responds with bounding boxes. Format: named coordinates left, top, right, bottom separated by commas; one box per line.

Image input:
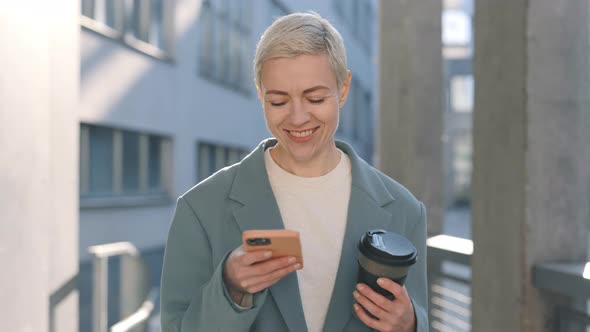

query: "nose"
left=288, top=100, right=311, bottom=126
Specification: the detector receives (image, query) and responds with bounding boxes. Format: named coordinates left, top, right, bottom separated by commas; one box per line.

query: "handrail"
left=110, top=288, right=159, bottom=332
left=427, top=234, right=473, bottom=266
left=533, top=261, right=590, bottom=331
left=89, top=242, right=139, bottom=258
left=533, top=261, right=590, bottom=299
left=426, top=235, right=473, bottom=331
left=88, top=242, right=149, bottom=332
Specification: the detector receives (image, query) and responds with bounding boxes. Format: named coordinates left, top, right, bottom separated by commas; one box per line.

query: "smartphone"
left=242, top=229, right=303, bottom=268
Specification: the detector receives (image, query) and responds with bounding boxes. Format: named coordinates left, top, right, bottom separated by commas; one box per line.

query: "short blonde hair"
left=254, top=12, right=348, bottom=89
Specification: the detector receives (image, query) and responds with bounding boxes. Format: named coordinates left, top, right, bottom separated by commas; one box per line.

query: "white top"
left=264, top=148, right=352, bottom=332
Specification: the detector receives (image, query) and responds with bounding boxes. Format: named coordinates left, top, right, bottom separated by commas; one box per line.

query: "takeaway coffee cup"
left=357, top=229, right=417, bottom=299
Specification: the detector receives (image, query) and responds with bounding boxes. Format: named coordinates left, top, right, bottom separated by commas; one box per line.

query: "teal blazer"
left=161, top=139, right=428, bottom=332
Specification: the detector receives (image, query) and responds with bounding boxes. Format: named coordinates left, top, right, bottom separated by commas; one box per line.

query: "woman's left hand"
left=353, top=278, right=416, bottom=332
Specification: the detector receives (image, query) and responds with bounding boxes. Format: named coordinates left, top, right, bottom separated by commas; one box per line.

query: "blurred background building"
left=76, top=0, right=378, bottom=330
left=441, top=0, right=473, bottom=238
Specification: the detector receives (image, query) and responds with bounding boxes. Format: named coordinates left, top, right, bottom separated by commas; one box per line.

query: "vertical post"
left=0, top=1, right=79, bottom=331
left=378, top=0, right=444, bottom=236
left=471, top=0, right=590, bottom=330
left=120, top=254, right=148, bottom=332
left=92, top=256, right=109, bottom=332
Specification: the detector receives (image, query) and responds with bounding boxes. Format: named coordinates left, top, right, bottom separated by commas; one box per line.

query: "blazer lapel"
left=322, top=142, right=396, bottom=332
left=229, top=139, right=308, bottom=332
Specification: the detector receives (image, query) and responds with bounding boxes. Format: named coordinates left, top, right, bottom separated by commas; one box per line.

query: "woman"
left=160, top=12, right=428, bottom=332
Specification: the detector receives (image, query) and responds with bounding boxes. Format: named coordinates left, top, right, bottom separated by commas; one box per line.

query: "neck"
left=269, top=143, right=341, bottom=177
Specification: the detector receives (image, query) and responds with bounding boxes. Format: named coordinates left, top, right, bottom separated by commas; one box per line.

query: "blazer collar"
left=228, top=138, right=396, bottom=332
left=229, top=138, right=395, bottom=207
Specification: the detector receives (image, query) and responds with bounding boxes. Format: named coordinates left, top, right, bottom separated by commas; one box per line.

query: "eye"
left=309, top=98, right=326, bottom=104
left=270, top=101, right=287, bottom=107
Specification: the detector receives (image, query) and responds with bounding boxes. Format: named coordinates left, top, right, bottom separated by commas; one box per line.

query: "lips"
left=285, top=126, right=320, bottom=142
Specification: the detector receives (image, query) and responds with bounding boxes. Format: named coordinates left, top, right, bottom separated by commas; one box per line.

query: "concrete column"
left=471, top=0, right=590, bottom=331
left=378, top=0, right=444, bottom=236
left=0, top=2, right=80, bottom=332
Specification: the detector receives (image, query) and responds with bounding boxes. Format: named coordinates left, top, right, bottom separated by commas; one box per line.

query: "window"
left=333, top=0, right=374, bottom=53
left=199, top=0, right=252, bottom=93
left=197, top=142, right=249, bottom=181
left=81, top=0, right=170, bottom=55
left=451, top=132, right=472, bottom=204
left=80, top=124, right=171, bottom=203
left=451, top=75, right=474, bottom=112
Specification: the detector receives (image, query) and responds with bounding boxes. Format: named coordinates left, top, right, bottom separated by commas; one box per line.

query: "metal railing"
left=533, top=262, right=590, bottom=332
left=88, top=242, right=156, bottom=332
left=426, top=235, right=590, bottom=332
left=427, top=235, right=473, bottom=332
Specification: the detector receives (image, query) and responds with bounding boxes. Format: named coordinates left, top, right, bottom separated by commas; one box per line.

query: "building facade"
left=77, top=0, right=377, bottom=329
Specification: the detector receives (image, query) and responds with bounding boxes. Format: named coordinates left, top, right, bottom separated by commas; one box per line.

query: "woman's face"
left=258, top=53, right=351, bottom=169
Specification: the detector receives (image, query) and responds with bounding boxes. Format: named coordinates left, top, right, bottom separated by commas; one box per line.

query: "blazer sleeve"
left=406, top=202, right=429, bottom=332
left=160, top=197, right=268, bottom=332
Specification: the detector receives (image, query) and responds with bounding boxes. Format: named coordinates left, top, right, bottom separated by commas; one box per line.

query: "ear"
left=338, top=70, right=352, bottom=108
left=256, top=84, right=263, bottom=104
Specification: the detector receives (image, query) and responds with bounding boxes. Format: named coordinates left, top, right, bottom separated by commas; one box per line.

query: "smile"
left=285, top=127, right=320, bottom=140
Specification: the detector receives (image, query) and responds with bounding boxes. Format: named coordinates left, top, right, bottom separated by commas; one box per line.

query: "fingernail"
left=353, top=304, right=359, bottom=311
left=288, top=257, right=296, bottom=264
left=264, top=251, right=272, bottom=258
left=353, top=291, right=359, bottom=298
left=294, top=263, right=302, bottom=269
left=377, top=278, right=385, bottom=285
left=356, top=284, right=365, bottom=291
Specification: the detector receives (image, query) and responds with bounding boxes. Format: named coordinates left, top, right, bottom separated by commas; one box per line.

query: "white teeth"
left=289, top=129, right=314, bottom=138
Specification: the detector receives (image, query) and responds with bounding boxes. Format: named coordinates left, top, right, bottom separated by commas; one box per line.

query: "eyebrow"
left=264, top=85, right=331, bottom=96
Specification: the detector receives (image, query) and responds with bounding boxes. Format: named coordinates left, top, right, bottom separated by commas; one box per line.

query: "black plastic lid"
left=357, top=229, right=418, bottom=266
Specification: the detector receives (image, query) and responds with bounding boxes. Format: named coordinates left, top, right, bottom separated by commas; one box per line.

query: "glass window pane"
left=365, top=91, right=373, bottom=143
left=451, top=75, right=474, bottom=112
left=215, top=146, right=226, bottom=171
left=105, top=0, right=117, bottom=29
left=217, top=17, right=229, bottom=82
left=131, top=0, right=141, bottom=38
left=148, top=136, right=161, bottom=190
left=132, top=0, right=149, bottom=42
left=208, top=145, right=216, bottom=175
left=80, top=125, right=85, bottom=193
left=89, top=126, right=113, bottom=195
left=227, top=149, right=240, bottom=165
left=150, top=0, right=165, bottom=49
left=229, top=28, right=241, bottom=86
left=81, top=0, right=95, bottom=18
left=240, top=36, right=250, bottom=91
left=122, top=131, right=140, bottom=193
left=198, top=143, right=210, bottom=181
left=200, top=1, right=214, bottom=76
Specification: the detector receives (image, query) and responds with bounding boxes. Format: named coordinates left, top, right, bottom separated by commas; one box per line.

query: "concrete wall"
left=471, top=0, right=590, bottom=330
left=0, top=2, right=79, bottom=332
left=378, top=0, right=444, bottom=236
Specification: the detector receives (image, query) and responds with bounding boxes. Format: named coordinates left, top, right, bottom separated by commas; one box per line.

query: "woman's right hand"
left=223, top=245, right=302, bottom=303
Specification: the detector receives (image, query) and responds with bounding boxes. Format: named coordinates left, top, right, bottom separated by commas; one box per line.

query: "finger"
left=252, top=256, right=297, bottom=275
left=377, top=278, right=410, bottom=303
left=242, top=263, right=301, bottom=293
left=240, top=256, right=296, bottom=280
left=356, top=283, right=395, bottom=313
left=353, top=290, right=390, bottom=322
left=240, top=249, right=273, bottom=266
left=353, top=303, right=388, bottom=331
